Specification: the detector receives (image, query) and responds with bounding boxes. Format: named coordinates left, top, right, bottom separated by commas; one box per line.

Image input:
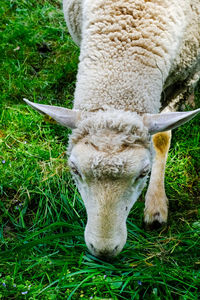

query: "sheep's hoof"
left=144, top=193, right=168, bottom=230
left=143, top=204, right=168, bottom=231
left=143, top=220, right=167, bottom=231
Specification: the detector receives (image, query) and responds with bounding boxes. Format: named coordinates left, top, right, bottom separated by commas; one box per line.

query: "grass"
left=0, top=0, right=200, bottom=299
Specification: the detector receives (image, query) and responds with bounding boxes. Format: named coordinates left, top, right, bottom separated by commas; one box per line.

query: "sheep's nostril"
left=90, top=243, right=95, bottom=250
left=114, top=245, right=119, bottom=251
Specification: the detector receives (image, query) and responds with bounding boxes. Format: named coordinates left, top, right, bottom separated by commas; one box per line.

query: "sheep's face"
left=68, top=126, right=151, bottom=258
left=24, top=100, right=200, bottom=258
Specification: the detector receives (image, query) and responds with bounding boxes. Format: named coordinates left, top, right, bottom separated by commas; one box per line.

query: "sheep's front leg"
left=144, top=131, right=171, bottom=226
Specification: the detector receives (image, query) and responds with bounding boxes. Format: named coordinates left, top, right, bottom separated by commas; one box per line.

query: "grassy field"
left=0, top=0, right=200, bottom=299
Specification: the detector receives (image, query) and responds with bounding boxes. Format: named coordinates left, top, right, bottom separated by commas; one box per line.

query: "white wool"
left=68, top=110, right=150, bottom=153
left=62, top=0, right=200, bottom=257
left=64, top=0, right=200, bottom=113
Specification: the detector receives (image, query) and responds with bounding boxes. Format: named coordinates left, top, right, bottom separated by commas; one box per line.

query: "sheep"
left=24, top=0, right=200, bottom=258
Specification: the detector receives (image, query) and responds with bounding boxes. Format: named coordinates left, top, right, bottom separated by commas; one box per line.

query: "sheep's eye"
left=70, top=163, right=81, bottom=177
left=71, top=167, right=80, bottom=176
left=137, top=169, right=150, bottom=180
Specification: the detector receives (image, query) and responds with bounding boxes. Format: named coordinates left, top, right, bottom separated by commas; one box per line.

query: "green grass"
left=0, top=0, right=200, bottom=299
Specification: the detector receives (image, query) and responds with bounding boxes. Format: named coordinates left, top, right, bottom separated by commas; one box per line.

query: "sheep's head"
left=24, top=99, right=200, bottom=258
left=68, top=111, right=151, bottom=257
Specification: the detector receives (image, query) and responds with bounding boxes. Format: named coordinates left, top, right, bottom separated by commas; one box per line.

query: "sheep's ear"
left=23, top=98, right=80, bottom=129
left=143, top=108, right=200, bottom=135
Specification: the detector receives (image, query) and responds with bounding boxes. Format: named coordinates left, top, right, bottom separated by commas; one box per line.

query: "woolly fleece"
left=64, top=0, right=200, bottom=113
left=68, top=109, right=150, bottom=154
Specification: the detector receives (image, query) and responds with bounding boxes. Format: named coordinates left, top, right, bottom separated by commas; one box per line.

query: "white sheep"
left=24, top=0, right=200, bottom=258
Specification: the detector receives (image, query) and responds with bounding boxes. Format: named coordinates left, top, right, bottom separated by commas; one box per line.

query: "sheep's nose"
left=89, top=243, right=120, bottom=259
left=85, top=226, right=127, bottom=258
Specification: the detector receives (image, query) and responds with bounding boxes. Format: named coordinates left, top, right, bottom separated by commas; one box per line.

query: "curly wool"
left=64, top=0, right=200, bottom=113
left=68, top=110, right=150, bottom=154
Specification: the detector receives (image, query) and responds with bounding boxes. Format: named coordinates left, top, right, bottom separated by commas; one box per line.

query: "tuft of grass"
left=0, top=0, right=79, bottom=107
left=0, top=0, right=200, bottom=299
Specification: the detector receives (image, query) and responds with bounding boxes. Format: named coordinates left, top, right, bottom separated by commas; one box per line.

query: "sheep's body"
left=62, top=0, right=200, bottom=257
left=25, top=1, right=200, bottom=258
left=64, top=0, right=200, bottom=113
